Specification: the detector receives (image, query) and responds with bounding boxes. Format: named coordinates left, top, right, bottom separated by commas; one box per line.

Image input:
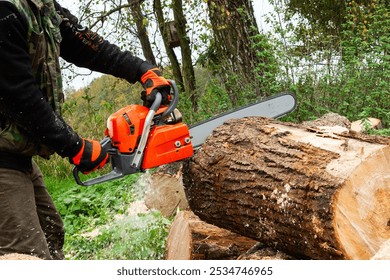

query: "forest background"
left=38, top=0, right=390, bottom=259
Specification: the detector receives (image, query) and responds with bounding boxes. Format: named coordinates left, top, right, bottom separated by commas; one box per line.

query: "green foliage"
left=267, top=0, right=390, bottom=130
left=197, top=79, right=233, bottom=120
left=35, top=154, right=73, bottom=180
left=252, top=32, right=284, bottom=95
left=66, top=212, right=171, bottom=260
left=62, top=75, right=141, bottom=139
left=55, top=175, right=138, bottom=233
left=45, top=172, right=171, bottom=260
left=284, top=0, right=345, bottom=41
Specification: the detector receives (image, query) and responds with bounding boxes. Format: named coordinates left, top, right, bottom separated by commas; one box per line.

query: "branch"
left=127, top=0, right=146, bottom=5
left=89, top=4, right=132, bottom=29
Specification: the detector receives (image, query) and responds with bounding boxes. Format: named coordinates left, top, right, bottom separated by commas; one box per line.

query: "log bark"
left=165, top=210, right=258, bottom=260
left=183, top=117, right=390, bottom=260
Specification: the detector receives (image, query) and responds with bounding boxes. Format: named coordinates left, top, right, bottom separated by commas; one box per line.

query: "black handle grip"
left=72, top=167, right=125, bottom=186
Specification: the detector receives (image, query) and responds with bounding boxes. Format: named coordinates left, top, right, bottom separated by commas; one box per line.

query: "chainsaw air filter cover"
left=105, top=104, right=149, bottom=153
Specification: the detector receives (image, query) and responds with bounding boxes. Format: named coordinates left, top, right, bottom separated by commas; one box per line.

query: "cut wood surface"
left=371, top=239, right=390, bottom=260
left=350, top=118, right=382, bottom=133
left=144, top=165, right=188, bottom=217
left=165, top=210, right=258, bottom=260
left=237, top=246, right=293, bottom=260
left=183, top=117, right=390, bottom=260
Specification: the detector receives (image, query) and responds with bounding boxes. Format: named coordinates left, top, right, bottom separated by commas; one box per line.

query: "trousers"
left=0, top=161, right=65, bottom=259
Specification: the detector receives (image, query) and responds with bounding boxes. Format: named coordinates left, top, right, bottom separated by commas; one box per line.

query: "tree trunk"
left=172, top=0, right=198, bottom=111
left=128, top=0, right=157, bottom=65
left=154, top=0, right=184, bottom=87
left=183, top=117, right=390, bottom=260
left=165, top=210, right=258, bottom=260
left=206, top=0, right=265, bottom=104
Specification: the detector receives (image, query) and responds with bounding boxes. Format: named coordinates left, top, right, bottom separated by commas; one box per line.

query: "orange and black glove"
left=140, top=68, right=171, bottom=107
left=69, top=139, right=109, bottom=174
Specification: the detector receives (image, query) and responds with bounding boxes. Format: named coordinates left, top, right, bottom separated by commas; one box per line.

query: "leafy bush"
left=266, top=0, right=390, bottom=131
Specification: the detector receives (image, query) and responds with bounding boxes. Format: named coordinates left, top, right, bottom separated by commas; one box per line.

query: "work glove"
left=69, top=139, right=109, bottom=174
left=140, top=68, right=171, bottom=108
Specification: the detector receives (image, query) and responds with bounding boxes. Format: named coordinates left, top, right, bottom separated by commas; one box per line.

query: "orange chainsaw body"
left=142, top=122, right=193, bottom=169
left=105, top=104, right=193, bottom=169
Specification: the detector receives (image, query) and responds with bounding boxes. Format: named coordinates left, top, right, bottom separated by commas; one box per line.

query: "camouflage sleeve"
left=54, top=1, right=154, bottom=84
left=0, top=2, right=82, bottom=158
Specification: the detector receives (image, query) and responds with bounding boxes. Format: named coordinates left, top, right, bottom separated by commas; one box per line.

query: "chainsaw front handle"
left=160, top=80, right=179, bottom=122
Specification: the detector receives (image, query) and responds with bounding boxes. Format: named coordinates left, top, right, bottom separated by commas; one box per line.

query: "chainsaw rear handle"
left=72, top=136, right=141, bottom=186
left=72, top=165, right=124, bottom=186
left=72, top=137, right=120, bottom=186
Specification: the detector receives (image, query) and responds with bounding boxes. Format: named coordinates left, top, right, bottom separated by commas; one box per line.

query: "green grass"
left=65, top=211, right=171, bottom=260
left=44, top=171, right=171, bottom=260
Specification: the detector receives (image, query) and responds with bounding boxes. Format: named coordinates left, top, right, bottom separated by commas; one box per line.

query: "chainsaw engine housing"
left=105, top=104, right=193, bottom=169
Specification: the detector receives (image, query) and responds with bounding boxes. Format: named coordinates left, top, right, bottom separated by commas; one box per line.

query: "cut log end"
left=144, top=165, right=189, bottom=217
left=334, top=145, right=390, bottom=259
left=371, top=239, right=390, bottom=260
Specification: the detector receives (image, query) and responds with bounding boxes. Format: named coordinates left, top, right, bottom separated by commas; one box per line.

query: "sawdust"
left=302, top=112, right=351, bottom=128
left=81, top=200, right=150, bottom=239
left=0, top=253, right=41, bottom=260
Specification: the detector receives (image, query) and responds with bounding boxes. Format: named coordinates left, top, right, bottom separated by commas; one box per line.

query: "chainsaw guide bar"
left=189, top=92, right=297, bottom=149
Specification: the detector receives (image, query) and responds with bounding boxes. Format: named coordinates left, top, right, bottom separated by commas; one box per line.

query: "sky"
left=58, top=0, right=274, bottom=90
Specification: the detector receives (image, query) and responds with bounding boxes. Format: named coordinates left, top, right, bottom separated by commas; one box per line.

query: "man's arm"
left=55, top=2, right=153, bottom=84
left=0, top=2, right=82, bottom=157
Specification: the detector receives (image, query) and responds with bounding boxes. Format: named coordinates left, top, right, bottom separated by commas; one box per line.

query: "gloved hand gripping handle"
left=72, top=137, right=117, bottom=186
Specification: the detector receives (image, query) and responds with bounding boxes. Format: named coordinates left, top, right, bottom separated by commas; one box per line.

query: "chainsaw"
left=73, top=80, right=297, bottom=186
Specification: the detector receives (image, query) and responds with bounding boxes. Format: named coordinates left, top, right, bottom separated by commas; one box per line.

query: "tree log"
left=165, top=210, right=258, bottom=260
left=183, top=117, right=390, bottom=260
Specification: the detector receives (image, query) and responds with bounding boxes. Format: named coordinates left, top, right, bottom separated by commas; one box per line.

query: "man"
left=0, top=0, right=170, bottom=259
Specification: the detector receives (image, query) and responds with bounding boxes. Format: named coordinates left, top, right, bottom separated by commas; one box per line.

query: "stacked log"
left=165, top=210, right=259, bottom=260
